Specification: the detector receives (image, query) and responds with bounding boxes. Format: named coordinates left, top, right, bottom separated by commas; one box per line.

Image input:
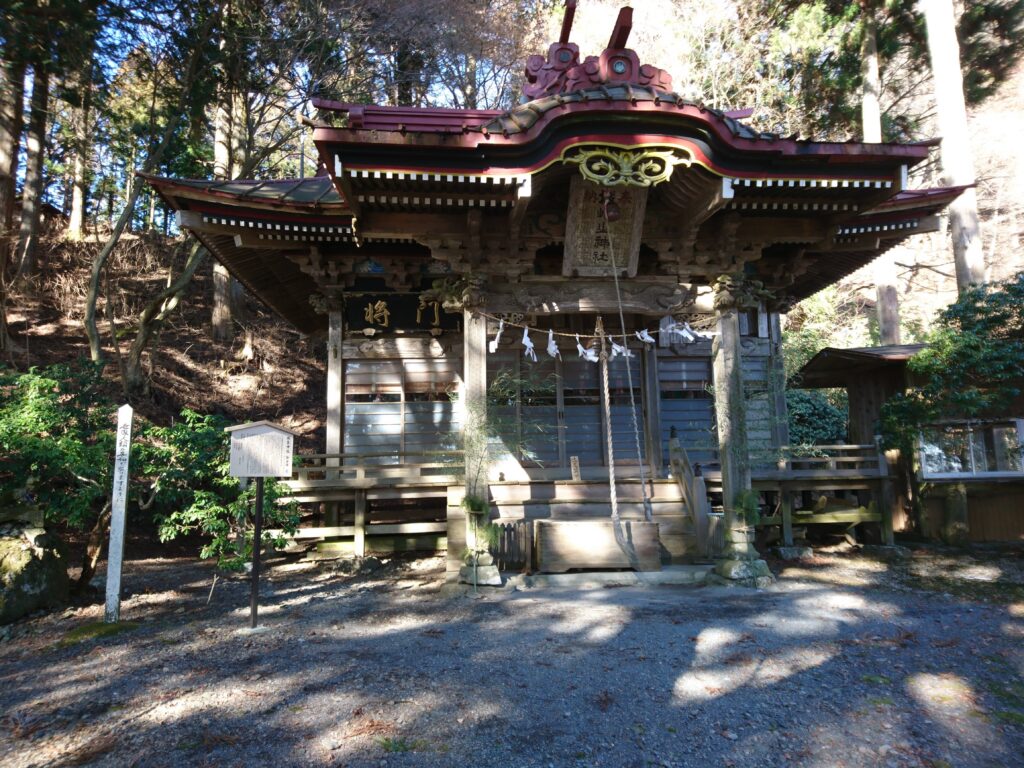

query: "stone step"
left=508, top=564, right=713, bottom=589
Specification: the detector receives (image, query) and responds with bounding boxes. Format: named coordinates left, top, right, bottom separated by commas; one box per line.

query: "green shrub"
left=786, top=389, right=847, bottom=446
left=0, top=363, right=298, bottom=570
left=139, top=410, right=299, bottom=570
left=0, top=362, right=115, bottom=528
left=881, top=271, right=1024, bottom=452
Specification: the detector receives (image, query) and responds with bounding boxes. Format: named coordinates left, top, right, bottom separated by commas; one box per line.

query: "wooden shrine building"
left=147, top=4, right=966, bottom=583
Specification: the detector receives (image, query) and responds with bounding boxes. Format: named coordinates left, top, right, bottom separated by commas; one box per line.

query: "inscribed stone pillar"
left=453, top=285, right=498, bottom=584
left=710, top=276, right=773, bottom=586
left=462, top=298, right=489, bottom=503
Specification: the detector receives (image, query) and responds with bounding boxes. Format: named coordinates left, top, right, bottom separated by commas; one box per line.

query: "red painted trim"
left=312, top=97, right=929, bottom=167
left=316, top=132, right=902, bottom=183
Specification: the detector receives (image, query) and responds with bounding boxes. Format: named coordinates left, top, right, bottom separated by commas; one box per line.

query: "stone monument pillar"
left=709, top=274, right=774, bottom=587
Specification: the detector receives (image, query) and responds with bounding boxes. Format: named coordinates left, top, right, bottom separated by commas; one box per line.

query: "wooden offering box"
left=534, top=519, right=662, bottom=573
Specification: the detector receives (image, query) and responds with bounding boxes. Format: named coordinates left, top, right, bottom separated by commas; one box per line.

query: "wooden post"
left=768, top=312, right=790, bottom=451
left=642, top=344, right=663, bottom=476
left=325, top=308, right=343, bottom=527
left=354, top=490, right=367, bottom=557
left=781, top=489, right=794, bottom=547
left=326, top=309, right=343, bottom=461
left=104, top=404, right=134, bottom=624
left=250, top=476, right=264, bottom=628
left=875, top=436, right=896, bottom=546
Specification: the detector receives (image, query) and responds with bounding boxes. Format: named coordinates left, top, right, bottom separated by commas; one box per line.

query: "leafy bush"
left=0, top=363, right=298, bottom=571
left=881, top=272, right=1024, bottom=452
left=138, top=410, right=299, bottom=570
left=0, top=363, right=115, bottom=528
left=786, top=389, right=847, bottom=446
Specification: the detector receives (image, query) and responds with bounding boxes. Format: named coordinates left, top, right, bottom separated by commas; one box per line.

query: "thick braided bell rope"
left=597, top=323, right=620, bottom=521
left=603, top=208, right=654, bottom=522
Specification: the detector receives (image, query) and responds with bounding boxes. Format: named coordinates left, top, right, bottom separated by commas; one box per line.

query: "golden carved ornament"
left=563, top=146, right=693, bottom=188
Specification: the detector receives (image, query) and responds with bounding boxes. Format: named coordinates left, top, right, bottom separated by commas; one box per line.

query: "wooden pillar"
left=642, top=344, right=663, bottom=476
left=768, top=312, right=789, bottom=450
left=353, top=490, right=367, bottom=557
left=326, top=309, right=343, bottom=458
left=781, top=489, right=794, bottom=547
left=325, top=308, right=343, bottom=527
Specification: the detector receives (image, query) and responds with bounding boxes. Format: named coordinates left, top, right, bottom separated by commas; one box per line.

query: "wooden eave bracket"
left=508, top=174, right=533, bottom=241
left=333, top=155, right=361, bottom=216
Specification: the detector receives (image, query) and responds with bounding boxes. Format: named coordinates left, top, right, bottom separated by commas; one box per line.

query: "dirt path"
left=1, top=547, right=1022, bottom=768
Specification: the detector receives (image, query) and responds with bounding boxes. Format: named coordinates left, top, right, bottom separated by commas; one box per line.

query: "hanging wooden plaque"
left=563, top=176, right=647, bottom=278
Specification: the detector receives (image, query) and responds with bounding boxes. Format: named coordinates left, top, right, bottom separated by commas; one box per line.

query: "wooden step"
left=488, top=481, right=683, bottom=504
left=492, top=501, right=687, bottom=519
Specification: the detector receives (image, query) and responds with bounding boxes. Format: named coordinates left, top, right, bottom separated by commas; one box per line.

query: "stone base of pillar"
left=459, top=553, right=501, bottom=586
left=458, top=563, right=502, bottom=586
left=710, top=527, right=775, bottom=587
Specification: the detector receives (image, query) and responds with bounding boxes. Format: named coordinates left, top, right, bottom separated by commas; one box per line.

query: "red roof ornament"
left=524, top=4, right=673, bottom=100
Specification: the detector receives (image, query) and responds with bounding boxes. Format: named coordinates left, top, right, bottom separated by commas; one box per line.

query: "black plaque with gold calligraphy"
left=345, top=294, right=460, bottom=333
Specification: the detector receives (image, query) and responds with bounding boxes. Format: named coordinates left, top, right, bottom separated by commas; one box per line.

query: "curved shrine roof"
left=143, top=3, right=967, bottom=334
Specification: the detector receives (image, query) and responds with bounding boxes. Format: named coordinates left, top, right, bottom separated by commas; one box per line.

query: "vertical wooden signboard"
left=105, top=404, right=134, bottom=623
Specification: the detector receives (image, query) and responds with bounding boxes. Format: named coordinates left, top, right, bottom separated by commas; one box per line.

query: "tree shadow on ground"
left=1, top=549, right=1023, bottom=768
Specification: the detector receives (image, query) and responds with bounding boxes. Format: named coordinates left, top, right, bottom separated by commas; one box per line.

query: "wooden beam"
left=268, top=521, right=448, bottom=539
left=781, top=491, right=794, bottom=546
left=359, top=211, right=467, bottom=239
left=738, top=217, right=831, bottom=243
left=608, top=6, right=632, bottom=48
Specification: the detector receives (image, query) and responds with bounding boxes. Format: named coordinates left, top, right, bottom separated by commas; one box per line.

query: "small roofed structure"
left=797, top=344, right=925, bottom=444
left=799, top=345, right=1024, bottom=543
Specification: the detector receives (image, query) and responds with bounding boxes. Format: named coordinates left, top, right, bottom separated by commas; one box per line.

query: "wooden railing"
left=668, top=437, right=713, bottom=556
left=770, top=443, right=888, bottom=478
left=288, top=450, right=464, bottom=487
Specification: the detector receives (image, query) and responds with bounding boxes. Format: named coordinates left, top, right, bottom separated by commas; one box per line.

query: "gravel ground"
left=1, top=545, right=1023, bottom=768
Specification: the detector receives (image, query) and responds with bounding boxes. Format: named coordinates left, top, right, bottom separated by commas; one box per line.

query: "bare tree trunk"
left=83, top=115, right=184, bottom=362
left=212, top=261, right=236, bottom=342
left=74, top=499, right=111, bottom=594
left=213, top=92, right=232, bottom=179
left=0, top=56, right=24, bottom=243
left=211, top=88, right=238, bottom=343
left=13, top=63, right=48, bottom=283
left=0, top=55, right=26, bottom=354
left=82, top=11, right=216, bottom=363
left=67, top=46, right=94, bottom=241
left=211, top=3, right=240, bottom=343
left=861, top=9, right=901, bottom=345
left=124, top=241, right=208, bottom=396
left=919, top=0, right=985, bottom=292
left=68, top=110, right=91, bottom=239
